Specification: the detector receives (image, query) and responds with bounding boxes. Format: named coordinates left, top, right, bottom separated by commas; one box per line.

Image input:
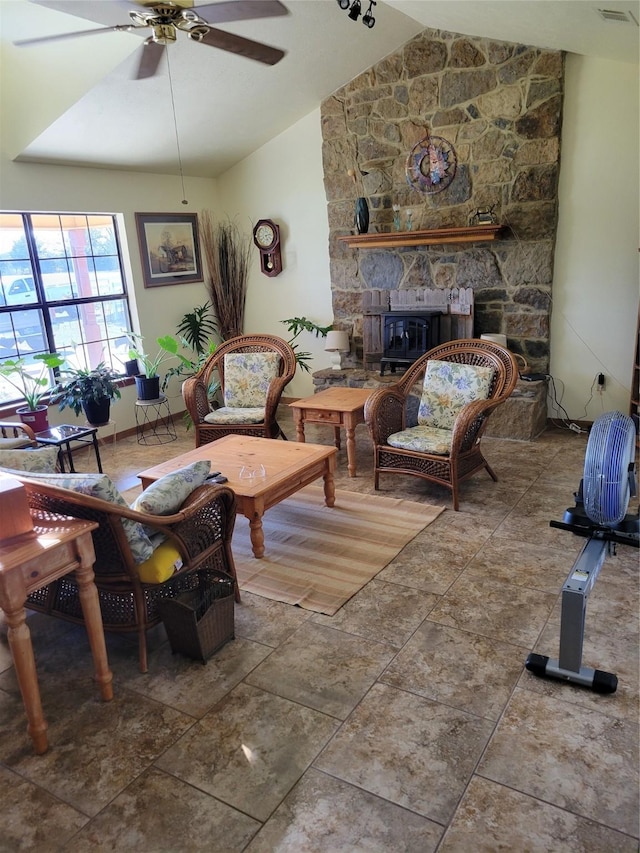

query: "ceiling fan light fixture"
left=151, top=23, right=177, bottom=44
left=187, top=26, right=209, bottom=43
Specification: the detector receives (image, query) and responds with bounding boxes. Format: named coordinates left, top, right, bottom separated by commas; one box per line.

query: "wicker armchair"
left=0, top=421, right=37, bottom=449
left=17, top=477, right=238, bottom=672
left=365, top=339, right=519, bottom=511
left=182, top=333, right=297, bottom=447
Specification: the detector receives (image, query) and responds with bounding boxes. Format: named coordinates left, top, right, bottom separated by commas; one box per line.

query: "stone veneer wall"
left=321, top=28, right=564, bottom=375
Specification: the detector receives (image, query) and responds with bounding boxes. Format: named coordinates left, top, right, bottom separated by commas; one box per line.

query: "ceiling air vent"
left=597, top=8, right=637, bottom=23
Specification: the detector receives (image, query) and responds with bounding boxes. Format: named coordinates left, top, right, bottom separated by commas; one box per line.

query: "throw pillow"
left=223, top=351, right=281, bottom=408
left=130, top=460, right=211, bottom=516
left=418, top=360, right=494, bottom=430
left=0, top=446, right=59, bottom=473
left=9, top=470, right=154, bottom=564
left=136, top=541, right=184, bottom=584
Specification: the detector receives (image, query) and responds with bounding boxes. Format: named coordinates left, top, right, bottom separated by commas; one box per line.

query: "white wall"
left=217, top=109, right=334, bottom=399
left=551, top=54, right=639, bottom=420
left=0, top=160, right=218, bottom=430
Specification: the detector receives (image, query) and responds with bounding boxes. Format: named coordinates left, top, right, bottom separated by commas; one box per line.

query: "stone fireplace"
left=320, top=27, right=564, bottom=377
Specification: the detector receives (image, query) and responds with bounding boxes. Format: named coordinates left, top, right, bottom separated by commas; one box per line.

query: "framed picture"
left=135, top=212, right=203, bottom=288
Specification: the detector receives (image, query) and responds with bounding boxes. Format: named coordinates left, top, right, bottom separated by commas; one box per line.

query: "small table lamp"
left=325, top=330, right=350, bottom=370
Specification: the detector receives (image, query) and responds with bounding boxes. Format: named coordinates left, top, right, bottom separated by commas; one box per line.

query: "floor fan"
left=526, top=411, right=639, bottom=693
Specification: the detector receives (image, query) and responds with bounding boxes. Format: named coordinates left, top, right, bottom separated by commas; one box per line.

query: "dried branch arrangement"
left=200, top=210, right=250, bottom=340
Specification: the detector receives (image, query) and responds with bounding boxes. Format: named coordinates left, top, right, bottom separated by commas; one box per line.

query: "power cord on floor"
left=522, top=372, right=588, bottom=434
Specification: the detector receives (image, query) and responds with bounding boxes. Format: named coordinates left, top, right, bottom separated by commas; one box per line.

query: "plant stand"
left=134, top=395, right=177, bottom=445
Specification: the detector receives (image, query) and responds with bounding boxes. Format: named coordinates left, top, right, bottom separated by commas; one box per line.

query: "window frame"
left=0, top=211, right=134, bottom=412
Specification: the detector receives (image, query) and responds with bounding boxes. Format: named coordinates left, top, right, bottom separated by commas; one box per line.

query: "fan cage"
left=583, top=411, right=637, bottom=527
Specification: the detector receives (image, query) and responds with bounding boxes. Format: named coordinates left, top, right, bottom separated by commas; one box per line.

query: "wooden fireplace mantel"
left=338, top=224, right=504, bottom=249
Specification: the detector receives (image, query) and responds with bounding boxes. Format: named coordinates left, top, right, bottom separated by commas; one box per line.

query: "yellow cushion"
left=136, top=541, right=183, bottom=584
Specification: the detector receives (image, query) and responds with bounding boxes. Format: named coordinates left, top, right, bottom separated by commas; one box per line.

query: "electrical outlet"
left=569, top=423, right=582, bottom=433
left=597, top=373, right=605, bottom=391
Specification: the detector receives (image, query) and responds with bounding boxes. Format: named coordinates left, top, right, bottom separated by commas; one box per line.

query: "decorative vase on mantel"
left=355, top=197, right=369, bottom=235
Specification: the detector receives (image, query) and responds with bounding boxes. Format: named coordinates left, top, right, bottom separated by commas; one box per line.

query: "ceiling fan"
left=13, top=0, right=289, bottom=76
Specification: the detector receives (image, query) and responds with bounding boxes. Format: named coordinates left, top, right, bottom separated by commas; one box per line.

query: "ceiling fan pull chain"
left=165, top=48, right=189, bottom=206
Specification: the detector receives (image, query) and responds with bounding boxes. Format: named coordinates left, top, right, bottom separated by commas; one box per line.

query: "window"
left=0, top=212, right=133, bottom=406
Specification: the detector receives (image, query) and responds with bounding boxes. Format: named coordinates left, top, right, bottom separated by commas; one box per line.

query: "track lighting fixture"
left=336, top=0, right=376, bottom=28
left=362, top=1, right=376, bottom=28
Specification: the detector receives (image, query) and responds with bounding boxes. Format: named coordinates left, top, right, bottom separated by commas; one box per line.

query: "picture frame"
left=135, top=212, right=203, bottom=288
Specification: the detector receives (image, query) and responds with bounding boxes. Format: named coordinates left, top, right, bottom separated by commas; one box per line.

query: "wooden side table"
left=0, top=514, right=113, bottom=754
left=289, top=387, right=372, bottom=477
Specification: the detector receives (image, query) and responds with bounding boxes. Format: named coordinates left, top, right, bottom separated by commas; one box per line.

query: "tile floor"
left=0, top=405, right=638, bottom=851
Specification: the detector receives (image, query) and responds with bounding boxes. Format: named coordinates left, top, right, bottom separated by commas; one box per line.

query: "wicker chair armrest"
left=263, top=373, right=291, bottom=419
left=365, top=388, right=405, bottom=445
left=182, top=376, right=212, bottom=425
left=0, top=421, right=37, bottom=445
left=449, top=396, right=506, bottom=453
left=18, top=478, right=237, bottom=577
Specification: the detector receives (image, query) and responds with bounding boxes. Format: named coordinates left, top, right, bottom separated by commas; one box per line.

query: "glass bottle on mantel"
left=355, top=197, right=369, bottom=234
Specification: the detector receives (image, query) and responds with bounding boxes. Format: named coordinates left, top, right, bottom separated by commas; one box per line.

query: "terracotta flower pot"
left=17, top=405, right=49, bottom=433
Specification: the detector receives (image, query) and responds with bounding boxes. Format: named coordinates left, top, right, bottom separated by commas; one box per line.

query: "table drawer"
left=304, top=409, right=341, bottom=424
left=21, top=543, right=77, bottom=591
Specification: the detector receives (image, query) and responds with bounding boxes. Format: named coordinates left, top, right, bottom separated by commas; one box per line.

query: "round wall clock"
left=405, top=133, right=457, bottom=195
left=252, top=219, right=282, bottom=277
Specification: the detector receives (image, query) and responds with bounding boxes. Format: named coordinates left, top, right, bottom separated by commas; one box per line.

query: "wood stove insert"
left=380, top=312, right=442, bottom=375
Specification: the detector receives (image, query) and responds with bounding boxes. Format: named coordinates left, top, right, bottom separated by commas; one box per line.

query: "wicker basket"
left=157, top=569, right=235, bottom=663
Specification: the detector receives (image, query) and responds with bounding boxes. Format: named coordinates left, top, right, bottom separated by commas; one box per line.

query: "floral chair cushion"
left=130, top=460, right=211, bottom=516
left=387, top=426, right=452, bottom=456
left=4, top=470, right=154, bottom=564
left=203, top=407, right=265, bottom=425
left=0, top=446, right=59, bottom=473
left=0, top=436, right=35, bottom=450
left=223, top=352, right=281, bottom=409
left=418, top=360, right=494, bottom=429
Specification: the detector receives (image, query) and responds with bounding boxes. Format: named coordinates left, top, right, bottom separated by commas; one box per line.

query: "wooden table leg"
left=344, top=414, right=357, bottom=477
left=292, top=409, right=306, bottom=443
left=248, top=516, right=265, bottom=558
left=5, top=605, right=49, bottom=754
left=333, top=425, right=341, bottom=450
left=74, top=533, right=113, bottom=702
left=323, top=462, right=336, bottom=507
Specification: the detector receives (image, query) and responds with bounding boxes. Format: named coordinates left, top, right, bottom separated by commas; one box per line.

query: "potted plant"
left=127, top=333, right=192, bottom=400
left=55, top=362, right=122, bottom=426
left=162, top=303, right=219, bottom=393
left=0, top=353, right=66, bottom=432
left=280, top=316, right=332, bottom=373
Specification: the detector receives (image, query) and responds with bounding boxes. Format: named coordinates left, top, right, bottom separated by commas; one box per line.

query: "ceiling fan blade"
left=194, top=1, right=288, bottom=24
left=135, top=41, right=166, bottom=79
left=13, top=24, right=133, bottom=47
left=30, top=0, right=142, bottom=28
left=197, top=26, right=285, bottom=65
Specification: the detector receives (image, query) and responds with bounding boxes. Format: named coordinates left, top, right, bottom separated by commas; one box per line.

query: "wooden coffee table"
left=137, top=435, right=337, bottom=559
left=289, top=387, right=372, bottom=477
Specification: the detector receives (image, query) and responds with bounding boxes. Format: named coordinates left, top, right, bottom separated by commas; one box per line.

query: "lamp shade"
left=325, top=331, right=350, bottom=353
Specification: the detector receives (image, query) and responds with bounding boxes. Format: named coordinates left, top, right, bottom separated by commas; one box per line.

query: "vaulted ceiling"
left=1, top=0, right=638, bottom=178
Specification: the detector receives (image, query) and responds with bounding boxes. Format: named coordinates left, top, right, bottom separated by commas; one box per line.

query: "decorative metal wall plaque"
left=405, top=132, right=457, bottom=194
